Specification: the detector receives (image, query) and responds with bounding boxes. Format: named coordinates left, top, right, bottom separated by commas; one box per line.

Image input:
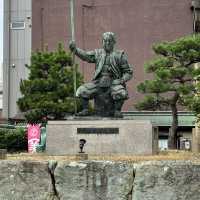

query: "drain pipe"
left=7, top=0, right=11, bottom=119
left=3, top=0, right=11, bottom=119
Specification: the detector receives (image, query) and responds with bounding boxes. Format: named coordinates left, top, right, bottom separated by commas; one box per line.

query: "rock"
left=132, top=161, right=200, bottom=200
left=0, top=160, right=52, bottom=200
left=54, top=161, right=134, bottom=200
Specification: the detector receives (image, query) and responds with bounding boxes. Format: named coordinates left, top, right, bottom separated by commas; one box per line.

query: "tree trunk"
left=168, top=104, right=178, bottom=149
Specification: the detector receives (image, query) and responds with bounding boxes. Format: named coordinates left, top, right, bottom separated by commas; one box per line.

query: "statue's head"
left=102, top=32, right=116, bottom=53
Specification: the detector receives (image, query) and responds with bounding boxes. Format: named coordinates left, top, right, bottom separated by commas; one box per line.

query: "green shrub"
left=0, top=127, right=27, bottom=152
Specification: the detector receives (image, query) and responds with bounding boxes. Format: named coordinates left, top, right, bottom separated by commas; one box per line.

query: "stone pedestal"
left=0, top=149, right=7, bottom=160
left=46, top=119, right=156, bottom=155
left=75, top=153, right=88, bottom=160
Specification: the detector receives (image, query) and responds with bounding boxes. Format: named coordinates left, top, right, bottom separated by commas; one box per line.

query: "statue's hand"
left=120, top=78, right=125, bottom=84
left=69, top=40, right=76, bottom=52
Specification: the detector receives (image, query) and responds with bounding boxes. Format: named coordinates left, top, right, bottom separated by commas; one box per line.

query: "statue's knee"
left=76, top=86, right=83, bottom=97
left=111, top=88, right=128, bottom=100
left=112, top=91, right=128, bottom=100
left=76, top=86, right=87, bottom=97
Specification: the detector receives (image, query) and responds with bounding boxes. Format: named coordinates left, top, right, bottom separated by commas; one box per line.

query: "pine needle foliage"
left=17, top=43, right=83, bottom=123
left=135, top=34, right=200, bottom=149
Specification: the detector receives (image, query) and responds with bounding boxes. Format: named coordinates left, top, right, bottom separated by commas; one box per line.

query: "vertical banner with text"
left=27, top=124, right=41, bottom=153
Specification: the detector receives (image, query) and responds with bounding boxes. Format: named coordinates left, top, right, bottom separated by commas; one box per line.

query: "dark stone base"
left=0, top=149, right=7, bottom=160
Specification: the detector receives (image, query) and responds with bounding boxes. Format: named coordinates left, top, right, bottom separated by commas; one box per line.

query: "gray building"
left=3, top=0, right=32, bottom=118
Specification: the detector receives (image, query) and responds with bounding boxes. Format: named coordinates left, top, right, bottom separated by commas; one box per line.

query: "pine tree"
left=17, top=44, right=83, bottom=123
left=187, top=69, right=200, bottom=122
left=135, top=34, right=200, bottom=149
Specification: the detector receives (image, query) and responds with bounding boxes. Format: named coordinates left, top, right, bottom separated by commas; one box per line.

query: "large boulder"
left=132, top=161, right=200, bottom=200
left=0, top=160, right=52, bottom=200
left=54, top=161, right=134, bottom=200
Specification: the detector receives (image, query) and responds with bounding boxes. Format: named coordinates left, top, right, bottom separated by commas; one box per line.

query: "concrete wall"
left=3, top=0, right=32, bottom=118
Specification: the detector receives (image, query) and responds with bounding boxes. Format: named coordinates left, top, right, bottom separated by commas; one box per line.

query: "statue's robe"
left=75, top=48, right=133, bottom=100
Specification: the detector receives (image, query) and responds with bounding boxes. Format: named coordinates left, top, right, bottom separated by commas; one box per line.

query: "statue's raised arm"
left=69, top=40, right=96, bottom=63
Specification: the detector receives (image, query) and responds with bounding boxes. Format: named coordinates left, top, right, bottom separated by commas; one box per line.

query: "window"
left=10, top=21, right=25, bottom=30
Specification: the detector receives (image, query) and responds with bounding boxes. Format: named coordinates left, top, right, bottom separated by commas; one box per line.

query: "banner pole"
left=69, top=0, right=77, bottom=114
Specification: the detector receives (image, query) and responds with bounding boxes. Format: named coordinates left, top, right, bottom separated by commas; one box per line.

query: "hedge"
left=0, top=127, right=27, bottom=152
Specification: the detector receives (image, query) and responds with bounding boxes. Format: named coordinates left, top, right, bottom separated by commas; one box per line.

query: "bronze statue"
left=69, top=32, right=133, bottom=118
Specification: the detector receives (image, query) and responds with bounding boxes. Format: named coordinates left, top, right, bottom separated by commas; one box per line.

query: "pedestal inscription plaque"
left=77, top=128, right=119, bottom=134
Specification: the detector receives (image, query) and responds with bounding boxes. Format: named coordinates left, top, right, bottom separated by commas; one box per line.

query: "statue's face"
left=102, top=36, right=115, bottom=53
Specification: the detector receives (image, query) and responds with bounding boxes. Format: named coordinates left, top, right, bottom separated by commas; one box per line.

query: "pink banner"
left=27, top=124, right=41, bottom=153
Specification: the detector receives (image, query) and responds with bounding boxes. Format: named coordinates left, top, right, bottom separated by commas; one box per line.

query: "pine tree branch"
left=171, top=78, right=192, bottom=83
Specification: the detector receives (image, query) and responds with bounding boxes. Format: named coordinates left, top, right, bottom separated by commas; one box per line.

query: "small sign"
left=27, top=124, right=41, bottom=153
left=10, top=21, right=25, bottom=30
left=185, top=141, right=191, bottom=150
left=77, top=128, right=119, bottom=134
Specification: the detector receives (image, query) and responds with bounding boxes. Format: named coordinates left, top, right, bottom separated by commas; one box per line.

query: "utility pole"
left=69, top=0, right=77, bottom=114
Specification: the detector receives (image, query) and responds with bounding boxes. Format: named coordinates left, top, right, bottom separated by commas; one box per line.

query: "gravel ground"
left=5, top=150, right=200, bottom=163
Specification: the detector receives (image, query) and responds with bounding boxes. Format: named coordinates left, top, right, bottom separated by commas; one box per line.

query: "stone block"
left=0, top=160, right=52, bottom=200
left=46, top=120, right=155, bottom=155
left=54, top=161, right=134, bottom=200
left=133, top=161, right=200, bottom=200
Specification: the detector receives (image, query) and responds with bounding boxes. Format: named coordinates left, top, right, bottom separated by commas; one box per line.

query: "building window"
left=191, top=0, right=200, bottom=33
left=159, top=139, right=168, bottom=151
left=10, top=21, right=25, bottom=30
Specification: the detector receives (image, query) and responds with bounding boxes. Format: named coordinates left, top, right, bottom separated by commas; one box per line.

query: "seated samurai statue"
left=69, top=32, right=133, bottom=118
